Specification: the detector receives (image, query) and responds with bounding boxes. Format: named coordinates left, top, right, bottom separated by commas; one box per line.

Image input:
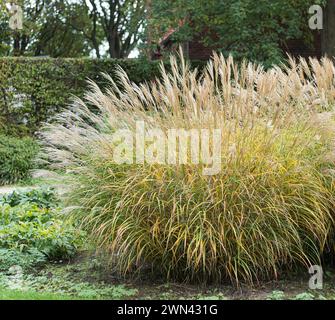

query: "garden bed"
left=1, top=252, right=335, bottom=300
left=1, top=183, right=334, bottom=300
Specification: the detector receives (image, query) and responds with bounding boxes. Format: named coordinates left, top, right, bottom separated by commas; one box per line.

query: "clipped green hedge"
left=0, top=134, right=39, bottom=185
left=0, top=57, right=205, bottom=136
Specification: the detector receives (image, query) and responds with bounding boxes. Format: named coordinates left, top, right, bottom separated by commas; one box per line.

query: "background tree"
left=0, top=5, right=11, bottom=56
left=1, top=0, right=327, bottom=63
left=0, top=0, right=46, bottom=56
left=83, top=0, right=146, bottom=58
left=31, top=1, right=92, bottom=57
left=63, top=1, right=104, bottom=58
left=0, top=0, right=93, bottom=57
left=0, top=0, right=146, bottom=58
left=149, top=0, right=327, bottom=66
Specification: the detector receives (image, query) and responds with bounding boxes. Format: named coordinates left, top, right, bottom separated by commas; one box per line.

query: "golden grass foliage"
left=39, top=51, right=335, bottom=284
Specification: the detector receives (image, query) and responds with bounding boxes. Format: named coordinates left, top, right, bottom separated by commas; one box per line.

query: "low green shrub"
left=0, top=188, right=83, bottom=271
left=0, top=203, right=82, bottom=260
left=0, top=134, right=39, bottom=185
left=0, top=248, right=47, bottom=272
left=0, top=188, right=58, bottom=208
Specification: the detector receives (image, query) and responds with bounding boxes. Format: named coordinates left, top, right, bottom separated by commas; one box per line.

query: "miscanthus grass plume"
left=39, top=51, right=335, bottom=284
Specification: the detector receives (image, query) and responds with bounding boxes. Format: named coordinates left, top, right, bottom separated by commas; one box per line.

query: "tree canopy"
left=149, top=0, right=327, bottom=65
left=0, top=0, right=145, bottom=58
left=0, top=0, right=329, bottom=65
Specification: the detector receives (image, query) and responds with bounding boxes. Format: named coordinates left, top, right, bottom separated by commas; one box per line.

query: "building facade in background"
left=153, top=1, right=335, bottom=61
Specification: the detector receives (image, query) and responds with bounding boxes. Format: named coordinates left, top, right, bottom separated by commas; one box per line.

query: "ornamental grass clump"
left=39, top=52, right=335, bottom=284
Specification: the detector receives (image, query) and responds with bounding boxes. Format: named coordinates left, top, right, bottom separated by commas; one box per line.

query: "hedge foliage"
left=0, top=57, right=205, bottom=136
left=0, top=134, right=39, bottom=185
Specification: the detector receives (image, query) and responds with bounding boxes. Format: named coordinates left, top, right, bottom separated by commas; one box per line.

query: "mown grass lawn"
left=0, top=288, right=74, bottom=300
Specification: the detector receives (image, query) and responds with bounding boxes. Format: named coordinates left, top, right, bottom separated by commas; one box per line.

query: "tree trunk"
left=323, top=0, right=335, bottom=58
left=146, top=0, right=153, bottom=60
left=108, top=32, right=122, bottom=58
left=93, top=39, right=101, bottom=58
left=13, top=32, right=21, bottom=56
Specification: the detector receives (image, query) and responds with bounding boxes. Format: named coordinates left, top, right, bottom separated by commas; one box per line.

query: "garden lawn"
left=0, top=288, right=74, bottom=300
